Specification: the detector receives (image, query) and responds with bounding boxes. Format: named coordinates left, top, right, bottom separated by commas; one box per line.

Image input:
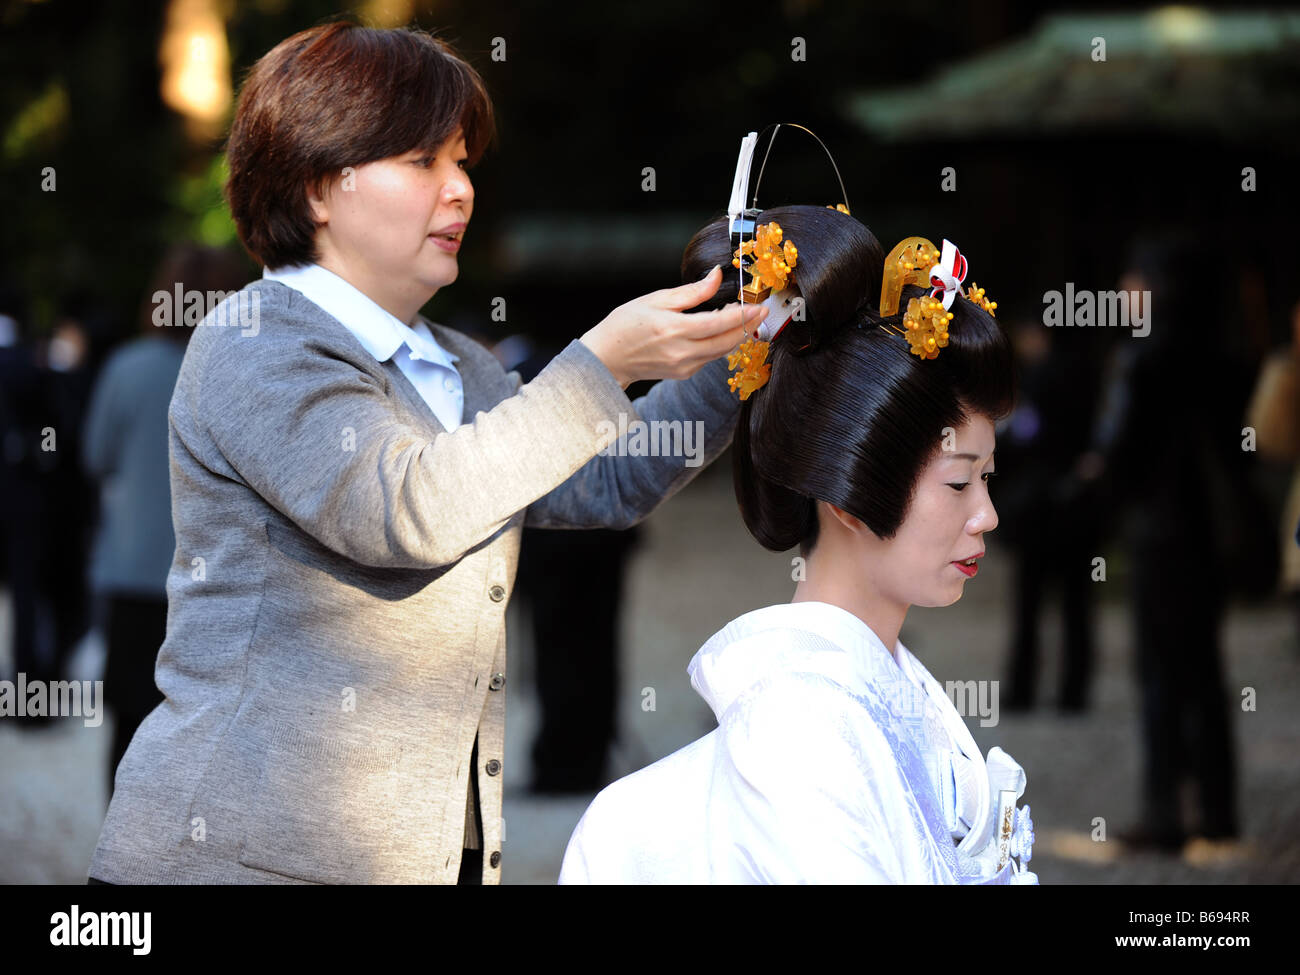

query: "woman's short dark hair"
left=225, top=21, right=495, bottom=270
left=681, top=205, right=1016, bottom=555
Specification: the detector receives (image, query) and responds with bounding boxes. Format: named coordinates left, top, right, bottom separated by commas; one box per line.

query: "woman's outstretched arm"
left=191, top=319, right=634, bottom=570
left=187, top=272, right=759, bottom=570
left=523, top=352, right=740, bottom=530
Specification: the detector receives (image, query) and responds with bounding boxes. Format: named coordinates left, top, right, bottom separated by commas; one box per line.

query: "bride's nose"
left=968, top=499, right=997, bottom=535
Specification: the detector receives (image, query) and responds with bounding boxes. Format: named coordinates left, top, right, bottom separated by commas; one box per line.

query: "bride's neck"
left=791, top=539, right=906, bottom=658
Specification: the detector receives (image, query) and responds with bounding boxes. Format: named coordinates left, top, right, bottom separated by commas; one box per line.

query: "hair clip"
left=879, top=237, right=942, bottom=317
left=735, top=221, right=796, bottom=300
left=727, top=220, right=798, bottom=399
left=878, top=237, right=997, bottom=360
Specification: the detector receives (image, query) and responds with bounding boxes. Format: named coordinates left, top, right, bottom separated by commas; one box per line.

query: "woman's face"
left=309, top=129, right=473, bottom=323
left=868, top=412, right=999, bottom=609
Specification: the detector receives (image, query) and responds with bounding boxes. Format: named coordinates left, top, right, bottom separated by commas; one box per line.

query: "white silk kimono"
left=559, top=601, right=1037, bottom=884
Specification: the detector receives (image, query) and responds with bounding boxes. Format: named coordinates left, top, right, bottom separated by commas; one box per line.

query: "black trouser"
left=1131, top=537, right=1238, bottom=837
left=456, top=849, right=482, bottom=884
left=457, top=733, right=483, bottom=886
left=102, top=593, right=168, bottom=795
left=5, top=481, right=91, bottom=690
left=521, top=526, right=638, bottom=790
left=1006, top=518, right=1096, bottom=708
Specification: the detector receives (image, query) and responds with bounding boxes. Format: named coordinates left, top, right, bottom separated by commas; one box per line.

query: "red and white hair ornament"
left=928, top=240, right=968, bottom=310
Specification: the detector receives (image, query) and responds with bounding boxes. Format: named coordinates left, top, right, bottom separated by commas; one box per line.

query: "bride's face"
left=871, top=413, right=998, bottom=608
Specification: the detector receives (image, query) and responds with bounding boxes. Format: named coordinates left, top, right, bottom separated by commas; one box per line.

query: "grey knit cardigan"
left=88, top=278, right=740, bottom=884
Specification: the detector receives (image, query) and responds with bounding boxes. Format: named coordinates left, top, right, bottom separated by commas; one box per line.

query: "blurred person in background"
left=82, top=243, right=252, bottom=792
left=1245, top=293, right=1300, bottom=651
left=0, top=283, right=42, bottom=694
left=1084, top=234, right=1257, bottom=851
left=0, top=287, right=100, bottom=720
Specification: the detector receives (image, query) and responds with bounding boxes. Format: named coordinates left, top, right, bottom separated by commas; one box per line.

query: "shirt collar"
left=262, top=263, right=459, bottom=369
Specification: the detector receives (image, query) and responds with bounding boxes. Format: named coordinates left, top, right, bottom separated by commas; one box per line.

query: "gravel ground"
left=3, top=459, right=1297, bottom=884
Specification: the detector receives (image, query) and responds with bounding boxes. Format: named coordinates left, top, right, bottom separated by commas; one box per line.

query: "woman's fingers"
left=653, top=264, right=727, bottom=311
left=665, top=303, right=769, bottom=375
left=646, top=265, right=770, bottom=342
left=671, top=300, right=768, bottom=344
left=582, top=277, right=774, bottom=386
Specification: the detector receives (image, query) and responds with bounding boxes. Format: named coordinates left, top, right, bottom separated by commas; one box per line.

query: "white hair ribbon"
left=928, top=239, right=968, bottom=310
left=727, top=132, right=759, bottom=238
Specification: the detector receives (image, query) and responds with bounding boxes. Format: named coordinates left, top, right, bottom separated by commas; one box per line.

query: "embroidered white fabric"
left=559, top=601, right=1038, bottom=884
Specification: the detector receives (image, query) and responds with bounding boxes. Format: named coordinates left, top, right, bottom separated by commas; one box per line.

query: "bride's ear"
left=823, top=501, right=866, bottom=535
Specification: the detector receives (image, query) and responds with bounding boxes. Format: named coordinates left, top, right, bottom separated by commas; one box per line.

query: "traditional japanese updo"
left=681, top=205, right=1016, bottom=555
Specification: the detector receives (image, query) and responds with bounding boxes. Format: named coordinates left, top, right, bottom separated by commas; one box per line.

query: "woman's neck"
left=314, top=249, right=433, bottom=327
left=791, top=544, right=907, bottom=659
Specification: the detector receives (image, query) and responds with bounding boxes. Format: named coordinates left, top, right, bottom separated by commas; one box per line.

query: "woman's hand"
left=579, top=265, right=768, bottom=389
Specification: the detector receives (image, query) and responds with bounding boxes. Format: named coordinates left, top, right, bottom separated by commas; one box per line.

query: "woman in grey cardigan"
left=87, top=21, right=764, bottom=885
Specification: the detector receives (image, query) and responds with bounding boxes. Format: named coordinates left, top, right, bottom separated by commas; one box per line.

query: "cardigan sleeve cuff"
left=546, top=337, right=643, bottom=430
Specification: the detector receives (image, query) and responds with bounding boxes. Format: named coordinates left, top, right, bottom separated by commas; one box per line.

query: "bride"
left=558, top=202, right=1037, bottom=884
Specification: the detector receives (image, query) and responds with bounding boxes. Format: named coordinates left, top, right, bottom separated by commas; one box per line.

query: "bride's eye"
left=948, top=472, right=997, bottom=492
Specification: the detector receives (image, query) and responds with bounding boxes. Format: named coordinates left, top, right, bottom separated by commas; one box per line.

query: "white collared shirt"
left=262, top=263, right=464, bottom=432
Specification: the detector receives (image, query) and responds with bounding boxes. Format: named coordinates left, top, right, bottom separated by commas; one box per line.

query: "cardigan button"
left=489, top=672, right=505, bottom=691
left=485, top=758, right=502, bottom=776
left=488, top=584, right=506, bottom=602
left=489, top=851, right=501, bottom=868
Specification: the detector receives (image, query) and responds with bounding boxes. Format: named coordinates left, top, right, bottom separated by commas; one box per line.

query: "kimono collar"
left=687, top=601, right=904, bottom=722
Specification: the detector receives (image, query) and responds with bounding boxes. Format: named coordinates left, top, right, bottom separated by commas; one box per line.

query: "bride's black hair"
left=681, top=204, right=1016, bottom=554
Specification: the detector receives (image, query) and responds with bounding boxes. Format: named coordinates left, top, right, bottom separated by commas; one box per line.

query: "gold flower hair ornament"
left=726, top=219, right=801, bottom=400
left=725, top=207, right=853, bottom=399
left=726, top=336, right=772, bottom=400
left=734, top=221, right=797, bottom=301
left=878, top=237, right=997, bottom=360
left=902, top=293, right=954, bottom=360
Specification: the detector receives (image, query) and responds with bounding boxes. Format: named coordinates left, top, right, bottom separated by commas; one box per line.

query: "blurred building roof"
left=844, top=7, right=1300, bottom=143
left=490, top=213, right=703, bottom=277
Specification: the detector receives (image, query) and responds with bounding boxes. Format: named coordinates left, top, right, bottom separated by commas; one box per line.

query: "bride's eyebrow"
left=946, top=450, right=996, bottom=464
